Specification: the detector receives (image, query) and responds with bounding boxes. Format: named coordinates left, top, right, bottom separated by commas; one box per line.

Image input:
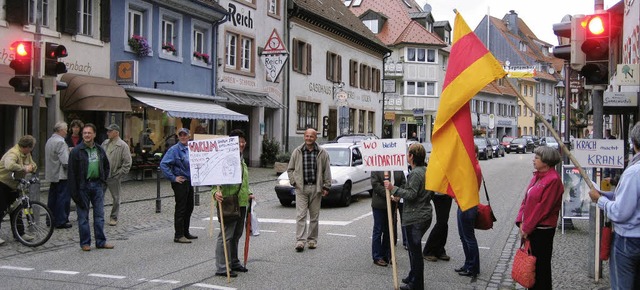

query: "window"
left=471, top=100, right=477, bottom=113
left=349, top=60, right=359, bottom=88
left=368, top=111, right=374, bottom=133
left=126, top=1, right=153, bottom=56
left=292, top=38, right=312, bottom=75
left=267, top=0, right=280, bottom=18
left=360, top=64, right=371, bottom=90
left=225, top=33, right=236, bottom=67
left=363, top=19, right=378, bottom=33
left=79, top=0, right=92, bottom=35
left=29, top=0, right=49, bottom=26
left=241, top=37, right=252, bottom=71
left=541, top=104, right=546, bottom=114
left=519, top=41, right=527, bottom=52
left=224, top=32, right=253, bottom=73
left=406, top=47, right=437, bottom=63
left=349, top=108, right=356, bottom=133
left=405, top=81, right=436, bottom=96
left=159, top=8, right=182, bottom=59
left=529, top=86, right=533, bottom=96
left=518, top=105, right=522, bottom=116
left=371, top=68, right=381, bottom=92
left=359, top=110, right=365, bottom=133
left=297, top=101, right=319, bottom=130
left=326, top=52, right=342, bottom=82
left=191, top=19, right=212, bottom=67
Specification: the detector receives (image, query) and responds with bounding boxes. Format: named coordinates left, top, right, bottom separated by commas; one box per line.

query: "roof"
left=290, top=0, right=390, bottom=54
left=394, top=20, right=446, bottom=46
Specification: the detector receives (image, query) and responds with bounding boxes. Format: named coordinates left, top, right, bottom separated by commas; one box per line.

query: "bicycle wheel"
left=10, top=200, right=54, bottom=247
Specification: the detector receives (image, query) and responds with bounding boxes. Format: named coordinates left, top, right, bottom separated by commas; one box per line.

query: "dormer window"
left=363, top=19, right=379, bottom=33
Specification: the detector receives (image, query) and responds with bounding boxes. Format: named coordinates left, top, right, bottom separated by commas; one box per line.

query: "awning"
left=218, top=87, right=284, bottom=109
left=129, top=92, right=248, bottom=121
left=0, top=87, right=47, bottom=107
left=60, top=74, right=131, bottom=112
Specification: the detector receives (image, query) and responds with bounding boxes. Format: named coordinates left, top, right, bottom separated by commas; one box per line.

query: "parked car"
left=333, top=133, right=379, bottom=143
left=508, top=137, right=534, bottom=153
left=540, top=136, right=559, bottom=149
left=473, top=137, right=494, bottom=160
left=488, top=138, right=505, bottom=157
left=501, top=136, right=515, bottom=154
left=274, top=143, right=372, bottom=207
left=520, top=135, right=540, bottom=148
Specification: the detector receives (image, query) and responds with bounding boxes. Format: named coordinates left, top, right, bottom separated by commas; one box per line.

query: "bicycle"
left=1, top=173, right=54, bottom=247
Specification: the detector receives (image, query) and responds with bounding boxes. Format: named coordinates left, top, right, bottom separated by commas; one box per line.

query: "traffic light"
left=580, top=13, right=610, bottom=85
left=44, top=42, right=68, bottom=76
left=552, top=15, right=586, bottom=71
left=9, top=41, right=33, bottom=92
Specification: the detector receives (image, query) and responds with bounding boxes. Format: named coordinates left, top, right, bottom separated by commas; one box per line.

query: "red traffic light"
left=584, top=15, right=607, bottom=36
left=45, top=42, right=68, bottom=59
left=10, top=41, right=32, bottom=58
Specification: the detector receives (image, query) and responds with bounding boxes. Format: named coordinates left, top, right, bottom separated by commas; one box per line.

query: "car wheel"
left=340, top=182, right=352, bottom=207
left=501, top=151, right=505, bottom=157
left=279, top=199, right=293, bottom=207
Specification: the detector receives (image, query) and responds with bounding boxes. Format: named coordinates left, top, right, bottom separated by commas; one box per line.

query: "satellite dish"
left=423, top=3, right=432, bottom=13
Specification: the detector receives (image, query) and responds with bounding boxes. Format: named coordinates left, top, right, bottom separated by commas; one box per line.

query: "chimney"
left=505, top=10, right=519, bottom=35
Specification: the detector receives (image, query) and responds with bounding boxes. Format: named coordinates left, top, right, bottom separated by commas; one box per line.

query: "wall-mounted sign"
left=383, top=79, right=396, bottom=93
left=603, top=91, right=639, bottom=107
left=615, top=64, right=639, bottom=85
left=115, top=60, right=138, bottom=85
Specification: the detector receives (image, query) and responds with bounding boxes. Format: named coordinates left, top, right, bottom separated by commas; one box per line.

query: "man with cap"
left=101, top=124, right=132, bottom=226
left=160, top=128, right=197, bottom=243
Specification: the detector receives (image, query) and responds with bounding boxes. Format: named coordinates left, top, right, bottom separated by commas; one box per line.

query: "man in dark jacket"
left=371, top=170, right=406, bottom=266
left=68, top=123, right=113, bottom=251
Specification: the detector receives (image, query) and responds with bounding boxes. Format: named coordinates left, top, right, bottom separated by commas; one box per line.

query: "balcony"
left=384, top=61, right=404, bottom=79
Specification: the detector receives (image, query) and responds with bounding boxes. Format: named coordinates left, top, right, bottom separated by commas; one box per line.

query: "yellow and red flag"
left=425, top=11, right=506, bottom=211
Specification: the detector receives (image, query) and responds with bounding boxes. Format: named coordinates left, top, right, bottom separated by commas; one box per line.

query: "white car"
left=274, top=143, right=372, bottom=207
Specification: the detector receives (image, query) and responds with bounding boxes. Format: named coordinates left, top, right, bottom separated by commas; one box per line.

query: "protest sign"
left=572, top=139, right=625, bottom=169
left=188, top=136, right=241, bottom=186
left=360, top=138, right=407, bottom=171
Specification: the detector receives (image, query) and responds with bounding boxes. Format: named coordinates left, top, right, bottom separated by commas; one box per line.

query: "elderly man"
left=45, top=122, right=72, bottom=229
left=101, top=124, right=132, bottom=226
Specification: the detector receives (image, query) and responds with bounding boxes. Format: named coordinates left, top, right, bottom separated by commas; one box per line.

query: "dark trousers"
left=372, top=207, right=392, bottom=261
left=457, top=206, right=480, bottom=275
left=47, top=180, right=70, bottom=227
left=171, top=181, right=194, bottom=239
left=404, top=220, right=430, bottom=290
left=423, top=194, right=452, bottom=256
left=529, top=227, right=556, bottom=290
left=0, top=182, right=18, bottom=229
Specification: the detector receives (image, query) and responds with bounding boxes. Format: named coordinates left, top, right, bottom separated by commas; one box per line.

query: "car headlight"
left=278, top=179, right=291, bottom=186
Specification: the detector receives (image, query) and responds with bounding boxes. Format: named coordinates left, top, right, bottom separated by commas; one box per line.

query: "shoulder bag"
left=475, top=177, right=497, bottom=230
left=219, top=186, right=242, bottom=220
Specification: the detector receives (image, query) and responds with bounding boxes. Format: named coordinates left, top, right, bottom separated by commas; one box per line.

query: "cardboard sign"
left=572, top=139, right=625, bottom=169
left=188, top=137, right=241, bottom=186
left=360, top=138, right=407, bottom=171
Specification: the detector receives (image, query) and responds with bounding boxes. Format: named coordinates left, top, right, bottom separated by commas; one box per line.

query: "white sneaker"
left=21, top=234, right=35, bottom=242
left=0, top=238, right=5, bottom=245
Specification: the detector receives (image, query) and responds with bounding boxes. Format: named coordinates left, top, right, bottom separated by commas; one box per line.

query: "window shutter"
left=6, top=0, right=27, bottom=25
left=292, top=39, right=298, bottom=72
left=306, top=43, right=312, bottom=75
left=100, top=0, right=111, bottom=42
left=326, top=51, right=330, bottom=81
left=59, top=0, right=79, bottom=34
left=337, top=55, right=342, bottom=82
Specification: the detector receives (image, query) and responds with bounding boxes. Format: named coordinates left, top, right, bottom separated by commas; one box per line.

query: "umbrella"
left=243, top=200, right=252, bottom=267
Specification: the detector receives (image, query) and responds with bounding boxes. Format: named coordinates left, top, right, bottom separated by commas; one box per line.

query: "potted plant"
left=162, top=42, right=177, bottom=55
left=193, top=51, right=210, bottom=64
left=260, top=138, right=279, bottom=168
left=274, top=151, right=290, bottom=175
left=128, top=35, right=151, bottom=57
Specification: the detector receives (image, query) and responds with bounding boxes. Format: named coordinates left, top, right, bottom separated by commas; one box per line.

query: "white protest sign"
left=360, top=138, right=407, bottom=171
left=572, top=139, right=625, bottom=169
left=188, top=137, right=241, bottom=186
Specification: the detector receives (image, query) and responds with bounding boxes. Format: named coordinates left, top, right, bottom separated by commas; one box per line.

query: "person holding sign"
left=384, top=143, right=433, bottom=290
left=589, top=122, right=640, bottom=290
left=212, top=129, right=253, bottom=277
left=371, top=170, right=406, bottom=267
left=160, top=128, right=197, bottom=244
left=287, top=128, right=332, bottom=252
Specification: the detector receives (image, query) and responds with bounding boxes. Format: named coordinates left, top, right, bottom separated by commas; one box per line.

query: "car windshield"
left=545, top=137, right=557, bottom=144
left=335, top=134, right=377, bottom=143
left=474, top=139, right=487, bottom=146
left=502, top=137, right=514, bottom=143
left=325, top=148, right=351, bottom=166
left=512, top=138, right=527, bottom=144
left=489, top=139, right=498, bottom=146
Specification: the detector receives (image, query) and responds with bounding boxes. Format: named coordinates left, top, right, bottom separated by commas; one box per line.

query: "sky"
left=414, top=0, right=618, bottom=45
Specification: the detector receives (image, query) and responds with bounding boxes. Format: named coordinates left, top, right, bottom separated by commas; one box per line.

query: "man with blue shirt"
left=68, top=123, right=113, bottom=251
left=160, top=128, right=197, bottom=244
left=589, top=121, right=640, bottom=290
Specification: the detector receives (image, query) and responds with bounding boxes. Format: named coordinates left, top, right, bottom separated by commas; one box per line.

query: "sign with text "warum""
left=572, top=139, right=625, bottom=169
left=188, top=136, right=241, bottom=186
left=360, top=138, right=407, bottom=171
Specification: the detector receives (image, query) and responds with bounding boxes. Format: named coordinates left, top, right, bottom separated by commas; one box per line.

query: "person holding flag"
left=424, top=10, right=507, bottom=281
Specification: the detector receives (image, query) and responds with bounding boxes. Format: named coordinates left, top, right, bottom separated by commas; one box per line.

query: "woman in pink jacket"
left=515, top=145, right=564, bottom=289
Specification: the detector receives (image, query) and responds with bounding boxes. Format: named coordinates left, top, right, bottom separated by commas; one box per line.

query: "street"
left=0, top=153, right=610, bottom=289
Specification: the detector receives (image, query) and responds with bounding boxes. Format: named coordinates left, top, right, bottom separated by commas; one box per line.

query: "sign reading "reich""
left=360, top=138, right=407, bottom=171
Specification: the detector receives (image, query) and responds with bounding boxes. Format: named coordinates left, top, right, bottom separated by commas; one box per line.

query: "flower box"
left=128, top=35, right=151, bottom=57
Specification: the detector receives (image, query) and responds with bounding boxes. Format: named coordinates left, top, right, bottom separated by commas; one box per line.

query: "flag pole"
left=385, top=171, right=399, bottom=290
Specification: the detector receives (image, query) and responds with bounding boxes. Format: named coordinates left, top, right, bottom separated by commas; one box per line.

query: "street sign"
left=262, top=29, right=287, bottom=54
left=261, top=29, right=288, bottom=82
left=415, top=116, right=424, bottom=126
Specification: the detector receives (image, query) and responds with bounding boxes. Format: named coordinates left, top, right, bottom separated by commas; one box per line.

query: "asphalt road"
left=0, top=153, right=609, bottom=289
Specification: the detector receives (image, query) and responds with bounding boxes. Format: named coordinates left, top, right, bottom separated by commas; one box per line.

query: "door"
left=328, top=109, right=337, bottom=140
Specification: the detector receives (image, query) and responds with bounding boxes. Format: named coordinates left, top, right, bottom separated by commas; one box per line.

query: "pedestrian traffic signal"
left=580, top=13, right=611, bottom=85
left=9, top=41, right=33, bottom=92
left=44, top=42, right=68, bottom=76
left=552, top=15, right=586, bottom=71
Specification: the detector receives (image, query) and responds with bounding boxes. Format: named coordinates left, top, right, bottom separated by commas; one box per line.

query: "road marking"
left=201, top=217, right=351, bottom=226
left=352, top=212, right=373, bottom=221
left=327, top=233, right=356, bottom=237
left=44, top=270, right=79, bottom=275
left=0, top=265, right=33, bottom=271
left=193, top=283, right=236, bottom=290
left=190, top=226, right=206, bottom=230
left=149, top=279, right=180, bottom=284
left=88, top=273, right=126, bottom=279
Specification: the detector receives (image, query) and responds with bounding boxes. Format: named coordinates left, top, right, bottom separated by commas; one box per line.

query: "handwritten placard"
left=188, top=137, right=241, bottom=186
left=360, top=138, right=407, bottom=171
left=572, top=139, right=625, bottom=169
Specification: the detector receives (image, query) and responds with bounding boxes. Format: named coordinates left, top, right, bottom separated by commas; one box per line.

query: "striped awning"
left=129, top=93, right=248, bottom=121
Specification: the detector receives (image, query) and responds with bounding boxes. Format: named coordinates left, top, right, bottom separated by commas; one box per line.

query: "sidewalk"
left=0, top=166, right=612, bottom=289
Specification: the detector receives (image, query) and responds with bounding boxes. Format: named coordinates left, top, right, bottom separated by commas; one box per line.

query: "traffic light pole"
left=31, top=0, right=43, bottom=202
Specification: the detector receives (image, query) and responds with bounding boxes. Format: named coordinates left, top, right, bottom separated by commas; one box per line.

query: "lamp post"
left=555, top=70, right=574, bottom=230
left=555, top=80, right=565, bottom=139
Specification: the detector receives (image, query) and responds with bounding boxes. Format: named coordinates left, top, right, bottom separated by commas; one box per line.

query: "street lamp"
left=555, top=80, right=565, bottom=137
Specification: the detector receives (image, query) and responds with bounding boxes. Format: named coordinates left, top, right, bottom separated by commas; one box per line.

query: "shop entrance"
left=327, top=109, right=337, bottom=140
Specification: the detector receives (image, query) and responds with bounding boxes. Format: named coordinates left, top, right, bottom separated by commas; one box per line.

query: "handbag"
left=475, top=177, right=497, bottom=230
left=219, top=187, right=241, bottom=220
left=512, top=239, right=536, bottom=288
left=600, top=217, right=613, bottom=261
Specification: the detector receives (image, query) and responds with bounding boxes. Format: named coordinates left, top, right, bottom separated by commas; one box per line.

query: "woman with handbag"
left=515, top=146, right=563, bottom=289
left=213, top=129, right=253, bottom=278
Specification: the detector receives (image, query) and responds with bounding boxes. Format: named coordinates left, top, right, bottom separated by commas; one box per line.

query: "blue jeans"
left=404, top=220, right=430, bottom=290
left=372, top=207, right=391, bottom=261
left=47, top=180, right=70, bottom=227
left=76, top=180, right=107, bottom=247
left=610, top=233, right=640, bottom=289
left=457, top=206, right=479, bottom=275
